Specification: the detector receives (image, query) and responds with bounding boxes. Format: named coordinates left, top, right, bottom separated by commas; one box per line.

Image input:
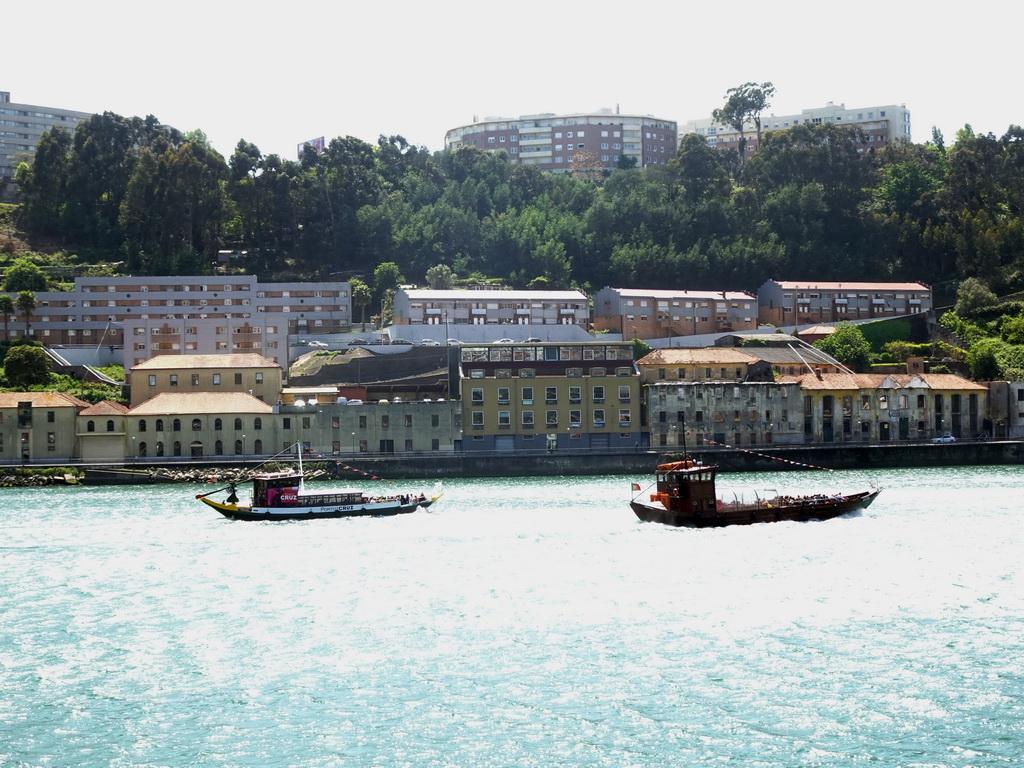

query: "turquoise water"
left=2, top=466, right=1022, bottom=767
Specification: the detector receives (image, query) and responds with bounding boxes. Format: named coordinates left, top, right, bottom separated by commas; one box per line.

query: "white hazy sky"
left=9, top=0, right=1022, bottom=161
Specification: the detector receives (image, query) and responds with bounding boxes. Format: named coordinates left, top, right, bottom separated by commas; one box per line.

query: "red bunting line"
left=336, top=462, right=395, bottom=483
left=704, top=439, right=834, bottom=472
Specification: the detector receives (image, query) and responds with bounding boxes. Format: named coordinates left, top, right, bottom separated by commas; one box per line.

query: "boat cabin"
left=651, top=460, right=719, bottom=515
left=252, top=470, right=367, bottom=508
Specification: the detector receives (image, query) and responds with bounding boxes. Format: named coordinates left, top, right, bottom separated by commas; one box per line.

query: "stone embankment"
left=149, top=467, right=327, bottom=484
left=0, top=472, right=82, bottom=487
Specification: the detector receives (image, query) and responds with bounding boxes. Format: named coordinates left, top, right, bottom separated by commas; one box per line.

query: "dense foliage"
left=13, top=112, right=1024, bottom=307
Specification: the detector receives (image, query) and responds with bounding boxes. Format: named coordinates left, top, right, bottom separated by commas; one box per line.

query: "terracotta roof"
left=0, top=392, right=91, bottom=408
left=638, top=348, right=760, bottom=366
left=605, top=288, right=756, bottom=300
left=770, top=281, right=930, bottom=291
left=130, top=353, right=278, bottom=371
left=128, top=392, right=275, bottom=415
left=779, top=372, right=987, bottom=391
left=401, top=289, right=588, bottom=301
left=79, top=400, right=130, bottom=416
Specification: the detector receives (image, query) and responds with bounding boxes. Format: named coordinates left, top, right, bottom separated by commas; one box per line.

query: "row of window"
left=147, top=372, right=265, bottom=386
left=469, top=385, right=630, bottom=405
left=470, top=409, right=631, bottom=429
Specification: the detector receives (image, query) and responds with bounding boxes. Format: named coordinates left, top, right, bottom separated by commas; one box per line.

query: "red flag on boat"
left=631, top=483, right=641, bottom=491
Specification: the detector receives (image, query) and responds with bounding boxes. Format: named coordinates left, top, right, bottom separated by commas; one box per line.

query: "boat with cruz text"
left=630, top=458, right=880, bottom=528
left=196, top=445, right=442, bottom=521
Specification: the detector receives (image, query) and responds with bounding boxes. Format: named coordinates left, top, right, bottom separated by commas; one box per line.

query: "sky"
left=8, top=1, right=1023, bottom=161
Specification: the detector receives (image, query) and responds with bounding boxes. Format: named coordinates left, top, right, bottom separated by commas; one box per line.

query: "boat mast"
left=297, top=441, right=305, bottom=492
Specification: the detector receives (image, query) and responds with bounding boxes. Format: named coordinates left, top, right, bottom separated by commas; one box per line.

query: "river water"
left=2, top=465, right=1022, bottom=767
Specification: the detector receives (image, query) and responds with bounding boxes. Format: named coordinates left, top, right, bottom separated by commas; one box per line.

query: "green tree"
left=3, top=344, right=50, bottom=388
left=15, top=291, right=37, bottom=339
left=954, top=277, right=999, bottom=316
left=965, top=337, right=1004, bottom=380
left=712, top=81, right=775, bottom=167
left=813, top=322, right=871, bottom=372
left=351, top=278, right=371, bottom=332
left=425, top=263, right=456, bottom=289
left=0, top=294, right=13, bottom=341
left=3, top=258, right=48, bottom=292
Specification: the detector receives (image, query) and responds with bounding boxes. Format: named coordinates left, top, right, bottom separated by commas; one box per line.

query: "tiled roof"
left=638, top=348, right=760, bottom=365
left=779, top=372, right=987, bottom=391
left=79, top=400, right=130, bottom=416
left=401, top=289, right=588, bottom=301
left=0, top=392, right=91, bottom=408
left=605, top=288, right=755, bottom=300
left=130, top=353, right=277, bottom=371
left=770, top=281, right=930, bottom=291
left=128, top=392, right=275, bottom=415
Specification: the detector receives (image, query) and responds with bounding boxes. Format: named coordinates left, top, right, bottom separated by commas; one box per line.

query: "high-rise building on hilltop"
left=681, top=101, right=911, bottom=156
left=445, top=109, right=677, bottom=173
left=0, top=91, right=92, bottom=201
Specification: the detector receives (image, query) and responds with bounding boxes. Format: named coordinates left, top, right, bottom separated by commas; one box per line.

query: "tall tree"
left=350, top=278, right=372, bottom=332
left=712, top=81, right=776, bottom=167
left=0, top=294, right=14, bottom=341
left=15, top=291, right=37, bottom=339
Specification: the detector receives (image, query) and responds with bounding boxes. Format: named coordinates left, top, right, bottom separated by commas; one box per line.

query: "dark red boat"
left=630, top=459, right=881, bottom=528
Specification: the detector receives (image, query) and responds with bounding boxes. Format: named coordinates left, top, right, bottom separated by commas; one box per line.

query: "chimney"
left=815, top=367, right=823, bottom=381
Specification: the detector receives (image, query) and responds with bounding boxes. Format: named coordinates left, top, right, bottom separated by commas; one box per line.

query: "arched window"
left=234, top=439, right=243, bottom=455
left=191, top=441, right=203, bottom=459
left=214, top=418, right=223, bottom=431
left=138, top=442, right=148, bottom=457
left=156, top=441, right=165, bottom=457
left=234, top=417, right=243, bottom=431
left=215, top=440, right=224, bottom=456
left=254, top=417, right=262, bottom=430
left=106, top=420, right=115, bottom=432
left=254, top=439, right=263, bottom=455
left=173, top=419, right=181, bottom=432
left=155, top=419, right=164, bottom=432
left=192, top=418, right=202, bottom=431
left=173, top=441, right=182, bottom=456
left=139, top=419, right=147, bottom=433
left=86, top=420, right=95, bottom=433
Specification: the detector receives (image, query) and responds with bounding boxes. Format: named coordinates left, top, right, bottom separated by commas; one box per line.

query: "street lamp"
left=132, top=437, right=136, bottom=461
left=351, top=431, right=356, bottom=455
left=242, top=434, right=246, bottom=465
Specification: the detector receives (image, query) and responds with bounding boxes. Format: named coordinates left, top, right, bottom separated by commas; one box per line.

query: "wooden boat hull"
left=631, top=488, right=880, bottom=528
left=199, top=494, right=440, bottom=521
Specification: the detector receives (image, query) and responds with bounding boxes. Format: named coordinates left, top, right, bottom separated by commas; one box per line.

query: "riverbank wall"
left=56, top=440, right=1024, bottom=484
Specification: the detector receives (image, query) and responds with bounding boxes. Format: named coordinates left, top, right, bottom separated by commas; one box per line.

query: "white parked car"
left=419, top=339, right=439, bottom=346
left=931, top=433, right=956, bottom=443
left=496, top=338, right=515, bottom=344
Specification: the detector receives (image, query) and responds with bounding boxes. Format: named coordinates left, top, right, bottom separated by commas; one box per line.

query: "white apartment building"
left=393, top=288, right=590, bottom=329
left=681, top=102, right=912, bottom=154
left=2, top=275, right=352, bottom=369
left=0, top=91, right=92, bottom=201
left=444, top=109, right=678, bottom=172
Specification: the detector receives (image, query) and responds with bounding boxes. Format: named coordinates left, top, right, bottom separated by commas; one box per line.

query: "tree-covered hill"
left=11, top=112, right=1024, bottom=305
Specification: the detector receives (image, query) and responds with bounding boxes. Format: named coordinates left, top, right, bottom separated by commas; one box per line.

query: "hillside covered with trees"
left=9, top=109, right=1024, bottom=308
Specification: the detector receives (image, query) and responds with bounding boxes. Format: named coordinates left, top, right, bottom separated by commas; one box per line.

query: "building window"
left=148, top=375, right=157, bottom=386
left=618, top=386, right=631, bottom=403
left=471, top=387, right=484, bottom=405
left=619, top=409, right=632, bottom=427
left=212, top=374, right=221, bottom=385
left=545, top=386, right=558, bottom=404
left=192, top=418, right=202, bottom=431
left=472, top=411, right=484, bottom=427
left=498, top=387, right=510, bottom=405
left=593, top=386, right=605, bottom=403
left=545, top=411, right=558, bottom=427
left=522, top=410, right=534, bottom=427
left=192, top=374, right=200, bottom=386
left=522, top=387, right=534, bottom=405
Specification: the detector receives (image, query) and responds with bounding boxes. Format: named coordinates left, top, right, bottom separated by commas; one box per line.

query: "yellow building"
left=0, top=392, right=88, bottom=462
left=77, top=400, right=130, bottom=461
left=127, top=392, right=277, bottom=459
left=457, top=341, right=642, bottom=451
left=636, top=348, right=770, bottom=384
left=129, top=353, right=282, bottom=407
